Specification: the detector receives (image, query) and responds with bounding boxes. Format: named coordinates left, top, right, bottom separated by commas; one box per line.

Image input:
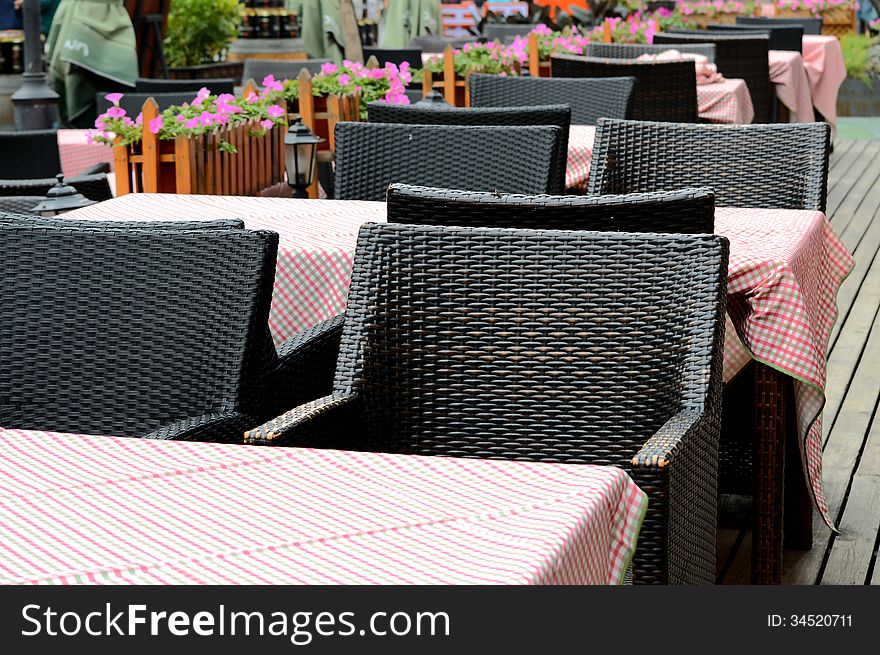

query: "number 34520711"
left=768, top=614, right=853, bottom=627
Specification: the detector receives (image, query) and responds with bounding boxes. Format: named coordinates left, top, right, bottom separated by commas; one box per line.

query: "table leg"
left=751, top=362, right=786, bottom=584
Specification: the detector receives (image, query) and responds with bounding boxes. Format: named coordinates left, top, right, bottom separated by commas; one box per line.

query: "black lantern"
left=30, top=175, right=96, bottom=216
left=284, top=119, right=323, bottom=199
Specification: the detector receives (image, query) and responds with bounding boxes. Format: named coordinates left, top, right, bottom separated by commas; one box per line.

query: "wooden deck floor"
left=717, top=133, right=880, bottom=585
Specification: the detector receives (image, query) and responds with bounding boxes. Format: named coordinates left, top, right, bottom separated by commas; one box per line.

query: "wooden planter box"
left=283, top=68, right=360, bottom=198
left=776, top=6, right=857, bottom=37
left=836, top=76, right=880, bottom=116
left=528, top=33, right=552, bottom=78
left=113, top=83, right=286, bottom=196
left=422, top=46, right=470, bottom=107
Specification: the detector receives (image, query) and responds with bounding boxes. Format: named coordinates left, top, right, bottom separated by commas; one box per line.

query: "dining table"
left=801, top=35, right=847, bottom=128
left=768, top=49, right=816, bottom=123
left=0, top=427, right=646, bottom=585
left=65, top=194, right=855, bottom=552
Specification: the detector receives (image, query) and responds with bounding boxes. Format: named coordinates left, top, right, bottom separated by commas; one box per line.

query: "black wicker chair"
left=705, top=23, right=803, bottom=53
left=0, top=220, right=340, bottom=442
left=588, top=118, right=830, bottom=211
left=584, top=41, right=716, bottom=62
left=737, top=15, right=822, bottom=36
left=0, top=173, right=114, bottom=202
left=551, top=54, right=699, bottom=123
left=468, top=73, right=635, bottom=125
left=654, top=32, right=772, bottom=123
left=135, top=77, right=236, bottom=95
left=96, top=91, right=197, bottom=117
left=333, top=122, right=563, bottom=201
left=242, top=58, right=331, bottom=84
left=361, top=48, right=423, bottom=69
left=0, top=130, right=63, bottom=179
left=386, top=183, right=716, bottom=233
left=410, top=35, right=473, bottom=53
left=482, top=22, right=537, bottom=43
left=245, top=221, right=730, bottom=585
left=367, top=103, right=571, bottom=194
left=0, top=197, right=43, bottom=215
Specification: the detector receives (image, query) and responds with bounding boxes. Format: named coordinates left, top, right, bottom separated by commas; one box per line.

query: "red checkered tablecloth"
left=802, top=35, right=847, bottom=128
left=0, top=428, right=647, bottom=585
left=566, top=124, right=595, bottom=191
left=769, top=50, right=816, bottom=123
left=57, top=129, right=114, bottom=178
left=697, top=78, right=756, bottom=125
left=65, top=197, right=854, bottom=527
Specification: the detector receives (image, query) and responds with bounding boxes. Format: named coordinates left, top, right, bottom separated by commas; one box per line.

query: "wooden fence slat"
left=528, top=32, right=540, bottom=78
left=141, top=98, right=161, bottom=193
left=443, top=45, right=456, bottom=104
left=175, top=135, right=192, bottom=194
left=113, top=141, right=131, bottom=196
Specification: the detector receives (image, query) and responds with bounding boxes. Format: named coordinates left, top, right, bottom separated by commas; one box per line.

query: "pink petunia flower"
left=105, top=106, right=126, bottom=119
left=262, top=74, right=283, bottom=92
left=246, top=92, right=259, bottom=104
left=338, top=73, right=351, bottom=86
left=321, top=62, right=338, bottom=75
left=105, top=92, right=123, bottom=105
left=148, top=116, right=163, bottom=134
left=135, top=112, right=143, bottom=125
left=260, top=119, right=274, bottom=130
left=266, top=104, right=285, bottom=119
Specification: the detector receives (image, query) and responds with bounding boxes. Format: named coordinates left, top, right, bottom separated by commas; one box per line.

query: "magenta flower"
left=184, top=117, right=200, bottom=129
left=105, top=92, right=124, bottom=105
left=192, top=87, right=211, bottom=106
left=135, top=112, right=143, bottom=125
left=321, top=62, right=338, bottom=75
left=260, top=119, right=274, bottom=130
left=148, top=116, right=163, bottom=134
left=262, top=74, right=283, bottom=92
left=246, top=92, right=259, bottom=104
left=198, top=110, right=214, bottom=126
left=105, top=106, right=126, bottom=119
left=266, top=104, right=285, bottom=119
left=338, top=73, right=351, bottom=86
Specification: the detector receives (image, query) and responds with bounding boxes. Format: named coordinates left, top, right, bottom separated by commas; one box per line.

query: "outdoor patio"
left=717, top=122, right=880, bottom=585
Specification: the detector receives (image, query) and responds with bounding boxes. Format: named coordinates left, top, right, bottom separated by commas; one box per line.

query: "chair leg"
left=751, top=362, right=786, bottom=584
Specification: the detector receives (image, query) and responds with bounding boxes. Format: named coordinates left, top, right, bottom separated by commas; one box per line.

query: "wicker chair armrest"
left=249, top=315, right=344, bottom=419
left=629, top=408, right=720, bottom=584
left=82, top=162, right=111, bottom=176
left=244, top=394, right=359, bottom=447
left=632, top=408, right=710, bottom=468
left=143, top=410, right=258, bottom=443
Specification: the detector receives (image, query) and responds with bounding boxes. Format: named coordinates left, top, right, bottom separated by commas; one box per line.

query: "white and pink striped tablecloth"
left=0, top=428, right=647, bottom=585
left=697, top=78, right=756, bottom=125
left=65, top=196, right=853, bottom=528
left=802, top=35, right=847, bottom=127
left=769, top=50, right=816, bottom=123
left=57, top=130, right=114, bottom=178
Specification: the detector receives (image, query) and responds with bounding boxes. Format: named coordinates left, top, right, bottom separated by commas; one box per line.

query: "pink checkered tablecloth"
left=802, top=35, right=847, bottom=128
left=0, top=428, right=646, bottom=585
left=566, top=124, right=595, bottom=190
left=769, top=50, right=816, bottom=123
left=57, top=129, right=114, bottom=178
left=697, top=78, right=756, bottom=125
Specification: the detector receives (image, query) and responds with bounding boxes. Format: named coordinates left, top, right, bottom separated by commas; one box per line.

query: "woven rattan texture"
left=242, top=59, right=331, bottom=85
left=0, top=130, right=63, bottom=179
left=654, top=32, right=772, bottom=123
left=333, top=122, right=561, bottom=200
left=246, top=223, right=730, bottom=584
left=705, top=23, right=803, bottom=53
left=385, top=183, right=716, bottom=233
left=0, top=223, right=279, bottom=440
left=588, top=118, right=830, bottom=211
left=135, top=77, right=236, bottom=95
left=585, top=42, right=717, bottom=62
left=367, top=104, right=572, bottom=194
left=551, top=54, right=698, bottom=123
left=0, top=197, right=42, bottom=215
left=737, top=16, right=822, bottom=35
left=468, top=73, right=635, bottom=126
left=0, top=173, right=114, bottom=202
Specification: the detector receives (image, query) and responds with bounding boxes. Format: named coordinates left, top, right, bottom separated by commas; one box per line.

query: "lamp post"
left=30, top=175, right=96, bottom=216
left=284, top=119, right=323, bottom=199
left=11, top=0, right=60, bottom=130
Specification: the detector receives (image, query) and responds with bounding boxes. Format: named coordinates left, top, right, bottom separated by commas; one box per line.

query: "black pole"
left=11, top=0, right=61, bottom=130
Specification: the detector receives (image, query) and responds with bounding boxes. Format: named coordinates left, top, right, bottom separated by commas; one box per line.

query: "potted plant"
left=163, top=0, right=244, bottom=80
left=422, top=41, right=526, bottom=106
left=675, top=1, right=755, bottom=28
left=87, top=85, right=288, bottom=195
left=836, top=33, right=880, bottom=117
left=774, top=0, right=858, bottom=37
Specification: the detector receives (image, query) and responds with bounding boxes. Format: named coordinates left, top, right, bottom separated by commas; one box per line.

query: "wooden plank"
left=830, top=148, right=880, bottom=253
left=174, top=135, right=192, bottom=194
left=826, top=140, right=880, bottom=229
left=443, top=45, right=456, bottom=105
left=528, top=32, right=540, bottom=78
left=112, top=141, right=131, bottom=196
left=242, top=122, right=252, bottom=195
left=141, top=98, right=161, bottom=193
left=782, top=296, right=880, bottom=583
left=205, top=130, right=215, bottom=196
